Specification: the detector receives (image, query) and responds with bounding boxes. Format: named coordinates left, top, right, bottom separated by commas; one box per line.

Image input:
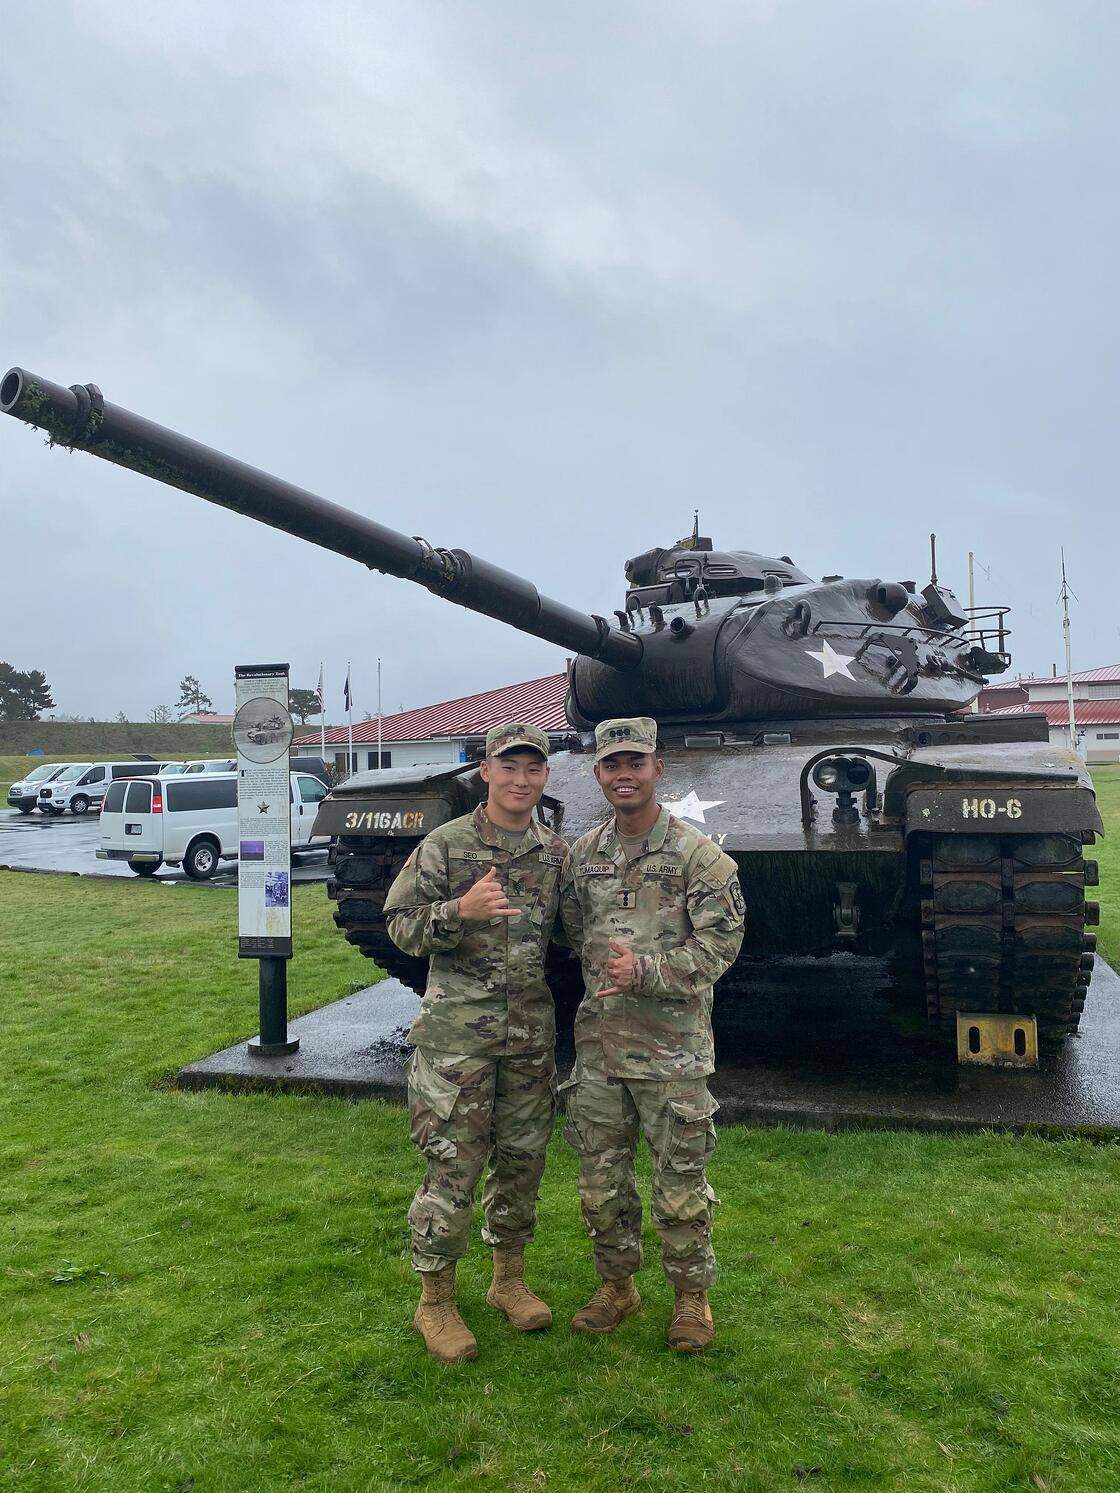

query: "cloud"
left=1, top=0, right=1117, bottom=718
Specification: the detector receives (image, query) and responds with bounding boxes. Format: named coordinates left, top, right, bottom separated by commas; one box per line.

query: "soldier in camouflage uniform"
left=383, top=722, right=567, bottom=1363
left=559, top=717, right=744, bottom=1353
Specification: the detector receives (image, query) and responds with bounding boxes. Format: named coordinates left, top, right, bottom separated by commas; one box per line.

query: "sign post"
left=233, top=663, right=298, bottom=1057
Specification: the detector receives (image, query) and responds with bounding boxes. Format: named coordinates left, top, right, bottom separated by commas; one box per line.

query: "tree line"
left=1, top=667, right=325, bottom=724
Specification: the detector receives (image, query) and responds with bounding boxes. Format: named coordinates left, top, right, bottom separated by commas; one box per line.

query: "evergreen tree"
left=176, top=675, right=214, bottom=718
left=0, top=662, right=56, bottom=720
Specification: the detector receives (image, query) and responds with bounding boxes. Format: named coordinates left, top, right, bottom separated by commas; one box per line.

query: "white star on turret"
left=669, top=790, right=725, bottom=824
left=806, top=639, right=857, bottom=680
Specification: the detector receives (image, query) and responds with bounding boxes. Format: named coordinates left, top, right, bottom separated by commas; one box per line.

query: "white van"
left=38, top=761, right=166, bottom=817
left=96, top=770, right=330, bottom=879
left=34, top=762, right=94, bottom=815
left=7, top=761, right=71, bottom=814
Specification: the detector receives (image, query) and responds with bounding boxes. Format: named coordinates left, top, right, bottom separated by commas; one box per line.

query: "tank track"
left=328, top=838, right=431, bottom=992
left=919, top=832, right=1100, bottom=1046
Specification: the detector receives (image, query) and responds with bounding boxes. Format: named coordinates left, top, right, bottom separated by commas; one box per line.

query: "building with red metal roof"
left=986, top=667, right=1120, bottom=763
left=293, top=672, right=572, bottom=773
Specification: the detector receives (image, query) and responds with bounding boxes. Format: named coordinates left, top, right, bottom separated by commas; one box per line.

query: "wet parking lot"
left=0, top=804, right=330, bottom=885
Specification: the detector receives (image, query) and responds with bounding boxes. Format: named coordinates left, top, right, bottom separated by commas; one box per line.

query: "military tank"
left=1, top=365, right=1103, bottom=1056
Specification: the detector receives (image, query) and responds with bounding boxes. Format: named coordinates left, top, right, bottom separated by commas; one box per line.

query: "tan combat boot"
left=413, top=1264, right=478, bottom=1364
left=571, top=1277, right=642, bottom=1334
left=486, top=1245, right=553, bottom=1330
left=667, top=1290, right=714, bottom=1353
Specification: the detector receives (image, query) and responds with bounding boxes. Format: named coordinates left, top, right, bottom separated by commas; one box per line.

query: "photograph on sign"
left=233, top=694, right=295, bottom=763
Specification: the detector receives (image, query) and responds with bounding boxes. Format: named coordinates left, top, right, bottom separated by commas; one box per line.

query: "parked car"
left=7, top=761, right=71, bottom=813
left=37, top=761, right=165, bottom=817
left=181, top=759, right=237, bottom=774
left=288, top=754, right=331, bottom=787
left=96, top=770, right=330, bottom=879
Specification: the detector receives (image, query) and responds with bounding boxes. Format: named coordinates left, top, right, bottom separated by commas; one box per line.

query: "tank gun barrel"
left=0, top=366, right=641, bottom=671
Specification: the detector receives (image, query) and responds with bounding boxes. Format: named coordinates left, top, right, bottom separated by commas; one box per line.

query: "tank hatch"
left=625, top=544, right=813, bottom=606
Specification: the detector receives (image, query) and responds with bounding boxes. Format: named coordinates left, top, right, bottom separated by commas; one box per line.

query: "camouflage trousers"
left=406, top=1046, right=556, bottom=1273
left=560, top=1068, right=719, bottom=1290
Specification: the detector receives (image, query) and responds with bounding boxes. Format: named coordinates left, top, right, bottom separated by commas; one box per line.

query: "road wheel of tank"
left=183, top=837, right=220, bottom=881
left=919, top=832, right=1098, bottom=1049
left=69, top=795, right=91, bottom=816
left=128, top=860, right=161, bottom=877
left=328, top=837, right=430, bottom=991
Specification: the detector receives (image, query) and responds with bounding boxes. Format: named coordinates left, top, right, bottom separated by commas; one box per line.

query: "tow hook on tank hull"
left=833, top=882, right=860, bottom=944
left=956, top=1012, right=1039, bottom=1068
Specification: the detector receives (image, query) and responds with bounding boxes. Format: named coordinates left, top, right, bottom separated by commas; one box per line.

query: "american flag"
left=315, top=664, right=324, bottom=712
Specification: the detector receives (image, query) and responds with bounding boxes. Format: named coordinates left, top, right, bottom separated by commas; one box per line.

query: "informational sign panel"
left=233, top=664, right=295, bottom=959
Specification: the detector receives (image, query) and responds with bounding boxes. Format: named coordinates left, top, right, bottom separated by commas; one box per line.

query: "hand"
left=457, top=866, right=521, bottom=922
left=596, top=938, right=636, bottom=997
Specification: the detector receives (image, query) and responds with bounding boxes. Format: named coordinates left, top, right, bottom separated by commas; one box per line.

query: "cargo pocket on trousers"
left=406, top=1049, right=462, bottom=1162
left=661, top=1094, right=720, bottom=1174
left=557, top=1073, right=586, bottom=1152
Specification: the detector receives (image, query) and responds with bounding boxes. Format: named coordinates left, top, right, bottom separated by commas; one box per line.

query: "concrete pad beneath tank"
left=177, top=957, right=1120, bottom=1137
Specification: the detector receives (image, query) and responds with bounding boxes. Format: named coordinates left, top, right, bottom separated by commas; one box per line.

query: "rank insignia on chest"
left=617, top=889, right=637, bottom=910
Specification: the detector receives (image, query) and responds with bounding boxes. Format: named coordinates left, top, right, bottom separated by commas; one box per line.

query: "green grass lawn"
left=2, top=872, right=1120, bottom=1492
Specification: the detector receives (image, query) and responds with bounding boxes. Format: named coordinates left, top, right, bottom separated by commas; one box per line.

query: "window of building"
left=1096, top=731, right=1120, bottom=740
left=365, top=751, right=392, bottom=769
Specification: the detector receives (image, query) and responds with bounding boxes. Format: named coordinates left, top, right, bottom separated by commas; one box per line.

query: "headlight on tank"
left=812, top=757, right=872, bottom=794
left=813, top=761, right=841, bottom=791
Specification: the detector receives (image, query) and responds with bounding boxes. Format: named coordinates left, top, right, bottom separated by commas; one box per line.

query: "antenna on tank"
left=929, top=533, right=938, bottom=587
left=1058, top=548, right=1078, bottom=752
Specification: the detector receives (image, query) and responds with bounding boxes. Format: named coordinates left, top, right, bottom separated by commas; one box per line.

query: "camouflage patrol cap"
left=485, top=722, right=550, bottom=758
left=593, top=716, right=659, bottom=763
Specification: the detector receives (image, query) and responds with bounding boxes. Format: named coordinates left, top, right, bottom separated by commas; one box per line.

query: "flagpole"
left=346, top=659, right=353, bottom=774
left=318, top=661, right=325, bottom=761
left=377, top=657, right=382, bottom=770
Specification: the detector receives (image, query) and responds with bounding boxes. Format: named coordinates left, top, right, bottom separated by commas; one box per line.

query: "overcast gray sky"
left=2, top=0, right=1117, bottom=722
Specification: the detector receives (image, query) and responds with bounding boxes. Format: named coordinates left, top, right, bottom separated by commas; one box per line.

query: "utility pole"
left=1059, top=549, right=1077, bottom=752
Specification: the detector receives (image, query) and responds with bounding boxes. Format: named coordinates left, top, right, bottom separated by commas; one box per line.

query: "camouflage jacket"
left=559, top=805, right=744, bottom=1078
left=384, top=805, right=568, bottom=1057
